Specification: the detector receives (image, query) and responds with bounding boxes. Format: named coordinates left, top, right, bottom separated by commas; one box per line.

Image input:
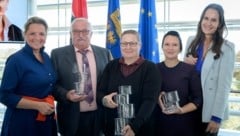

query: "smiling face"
left=70, top=18, right=92, bottom=50
left=162, top=35, right=181, bottom=60
left=24, top=24, right=47, bottom=51
left=201, top=8, right=220, bottom=36
left=120, top=33, right=141, bottom=60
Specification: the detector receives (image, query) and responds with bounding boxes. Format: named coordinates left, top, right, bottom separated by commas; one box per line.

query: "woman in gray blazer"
left=184, top=3, right=235, bottom=136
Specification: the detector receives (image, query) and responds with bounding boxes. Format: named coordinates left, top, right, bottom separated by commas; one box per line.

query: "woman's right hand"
left=36, top=102, right=55, bottom=115
left=158, top=92, right=183, bottom=115
left=102, top=92, right=118, bottom=108
left=184, top=55, right=198, bottom=65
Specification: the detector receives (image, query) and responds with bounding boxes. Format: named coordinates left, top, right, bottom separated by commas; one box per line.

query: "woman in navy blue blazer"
left=0, top=16, right=57, bottom=136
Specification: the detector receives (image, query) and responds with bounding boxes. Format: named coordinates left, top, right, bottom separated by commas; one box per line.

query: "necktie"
left=79, top=50, right=94, bottom=104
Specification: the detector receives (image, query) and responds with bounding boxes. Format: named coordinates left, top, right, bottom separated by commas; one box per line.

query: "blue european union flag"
left=106, top=0, right=122, bottom=59
left=138, top=0, right=160, bottom=63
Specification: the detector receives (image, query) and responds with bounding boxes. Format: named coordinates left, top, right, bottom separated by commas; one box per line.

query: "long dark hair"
left=187, top=3, right=227, bottom=59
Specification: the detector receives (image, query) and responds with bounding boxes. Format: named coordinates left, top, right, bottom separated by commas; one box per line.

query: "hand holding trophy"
left=66, top=65, right=87, bottom=102
left=159, top=90, right=181, bottom=114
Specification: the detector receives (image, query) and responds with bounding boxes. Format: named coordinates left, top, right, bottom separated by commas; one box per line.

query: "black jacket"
left=8, top=24, right=24, bottom=41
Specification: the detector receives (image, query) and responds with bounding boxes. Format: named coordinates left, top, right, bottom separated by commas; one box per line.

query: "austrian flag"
left=72, top=0, right=88, bottom=19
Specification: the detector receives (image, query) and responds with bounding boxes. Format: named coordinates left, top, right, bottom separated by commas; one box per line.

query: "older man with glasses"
left=51, top=18, right=112, bottom=136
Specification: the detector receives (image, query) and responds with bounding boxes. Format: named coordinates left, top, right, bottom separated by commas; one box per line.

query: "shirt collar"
left=74, top=46, right=93, bottom=53
left=119, top=56, right=144, bottom=66
left=23, top=43, right=45, bottom=55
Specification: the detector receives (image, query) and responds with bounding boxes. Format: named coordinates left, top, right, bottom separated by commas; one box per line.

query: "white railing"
left=219, top=129, right=240, bottom=136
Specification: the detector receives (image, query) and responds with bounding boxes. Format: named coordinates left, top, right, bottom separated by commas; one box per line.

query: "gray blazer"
left=51, top=44, right=112, bottom=135
left=185, top=36, right=235, bottom=122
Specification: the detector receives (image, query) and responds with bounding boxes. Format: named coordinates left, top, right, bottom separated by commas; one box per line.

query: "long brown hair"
left=187, top=3, right=227, bottom=60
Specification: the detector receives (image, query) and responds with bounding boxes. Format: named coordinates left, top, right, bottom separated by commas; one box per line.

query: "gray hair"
left=70, top=18, right=93, bottom=32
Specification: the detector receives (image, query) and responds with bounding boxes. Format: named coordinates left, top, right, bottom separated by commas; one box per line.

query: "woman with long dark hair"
left=184, top=3, right=235, bottom=136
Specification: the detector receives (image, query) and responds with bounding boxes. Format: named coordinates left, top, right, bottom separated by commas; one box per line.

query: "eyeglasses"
left=72, top=29, right=90, bottom=35
left=120, top=42, right=138, bottom=48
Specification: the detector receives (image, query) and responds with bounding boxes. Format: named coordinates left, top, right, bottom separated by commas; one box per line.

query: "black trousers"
left=75, top=110, right=103, bottom=136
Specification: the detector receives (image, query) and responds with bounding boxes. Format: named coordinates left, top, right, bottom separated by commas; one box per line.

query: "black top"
left=97, top=58, right=162, bottom=136
left=154, top=61, right=202, bottom=136
left=8, top=24, right=24, bottom=41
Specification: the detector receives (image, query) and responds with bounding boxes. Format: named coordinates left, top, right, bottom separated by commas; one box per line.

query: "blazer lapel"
left=201, top=51, right=215, bottom=87
left=65, top=46, right=78, bottom=66
left=91, top=45, right=100, bottom=77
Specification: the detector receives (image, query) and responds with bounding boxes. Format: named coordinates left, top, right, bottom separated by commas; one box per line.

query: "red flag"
left=72, top=0, right=88, bottom=18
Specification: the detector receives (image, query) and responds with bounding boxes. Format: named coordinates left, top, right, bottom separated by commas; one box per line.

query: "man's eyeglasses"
left=120, top=42, right=138, bottom=47
left=72, top=30, right=90, bottom=35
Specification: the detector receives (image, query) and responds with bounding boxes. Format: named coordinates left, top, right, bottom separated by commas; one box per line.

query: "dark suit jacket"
left=51, top=44, right=112, bottom=136
left=8, top=24, right=24, bottom=41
